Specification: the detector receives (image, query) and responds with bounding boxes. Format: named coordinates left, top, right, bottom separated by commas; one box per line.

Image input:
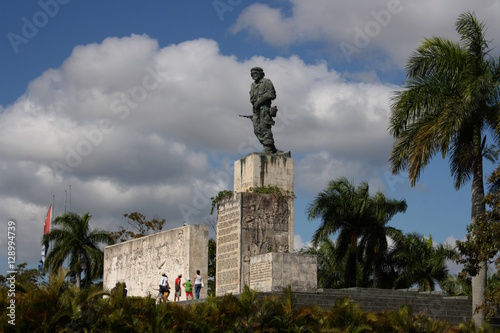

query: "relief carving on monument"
left=105, top=229, right=191, bottom=296
left=240, top=193, right=291, bottom=287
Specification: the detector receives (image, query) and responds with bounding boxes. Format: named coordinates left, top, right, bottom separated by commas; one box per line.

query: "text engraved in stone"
left=250, top=262, right=272, bottom=283
left=217, top=204, right=241, bottom=294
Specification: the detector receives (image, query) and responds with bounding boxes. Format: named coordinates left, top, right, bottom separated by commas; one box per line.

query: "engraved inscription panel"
left=250, top=262, right=272, bottom=283
left=216, top=195, right=241, bottom=296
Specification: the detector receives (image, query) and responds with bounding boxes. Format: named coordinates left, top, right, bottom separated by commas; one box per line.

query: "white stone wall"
left=103, top=224, right=208, bottom=298
left=249, top=253, right=317, bottom=293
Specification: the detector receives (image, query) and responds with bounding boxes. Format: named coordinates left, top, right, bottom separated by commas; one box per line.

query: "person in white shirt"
left=158, top=273, right=169, bottom=302
left=194, top=270, right=202, bottom=299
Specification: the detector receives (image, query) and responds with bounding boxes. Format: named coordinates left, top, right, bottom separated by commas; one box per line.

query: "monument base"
left=216, top=151, right=318, bottom=296
left=234, top=152, right=294, bottom=193
left=250, top=253, right=317, bottom=293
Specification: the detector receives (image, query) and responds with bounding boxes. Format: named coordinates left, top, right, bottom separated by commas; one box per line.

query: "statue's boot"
left=263, top=144, right=283, bottom=154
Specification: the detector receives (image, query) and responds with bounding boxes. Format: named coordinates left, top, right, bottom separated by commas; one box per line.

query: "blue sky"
left=1, top=0, right=499, bottom=274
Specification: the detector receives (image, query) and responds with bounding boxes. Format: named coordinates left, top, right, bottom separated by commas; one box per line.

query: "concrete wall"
left=291, top=288, right=471, bottom=325
left=103, top=224, right=208, bottom=298
left=182, top=288, right=472, bottom=325
left=250, top=253, right=317, bottom=293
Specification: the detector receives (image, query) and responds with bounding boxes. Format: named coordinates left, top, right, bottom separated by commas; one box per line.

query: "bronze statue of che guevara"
left=241, top=67, right=282, bottom=154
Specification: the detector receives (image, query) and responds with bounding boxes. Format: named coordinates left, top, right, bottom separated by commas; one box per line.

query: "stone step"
left=288, top=288, right=472, bottom=325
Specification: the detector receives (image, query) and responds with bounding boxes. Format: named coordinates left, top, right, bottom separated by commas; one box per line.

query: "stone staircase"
left=183, top=287, right=492, bottom=326
left=288, top=288, right=471, bottom=325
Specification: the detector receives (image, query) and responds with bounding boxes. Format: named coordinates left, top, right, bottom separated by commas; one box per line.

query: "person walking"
left=158, top=273, right=169, bottom=303
left=194, top=270, right=203, bottom=299
left=174, top=274, right=182, bottom=302
left=183, top=277, right=193, bottom=300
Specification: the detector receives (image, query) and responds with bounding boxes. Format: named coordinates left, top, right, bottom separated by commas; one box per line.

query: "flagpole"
left=51, top=195, right=54, bottom=275
left=40, top=201, right=53, bottom=285
left=52, top=195, right=55, bottom=222
left=69, top=184, right=71, bottom=212
left=64, top=190, right=67, bottom=213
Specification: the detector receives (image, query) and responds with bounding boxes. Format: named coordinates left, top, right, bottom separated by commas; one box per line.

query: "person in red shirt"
left=174, top=274, right=182, bottom=302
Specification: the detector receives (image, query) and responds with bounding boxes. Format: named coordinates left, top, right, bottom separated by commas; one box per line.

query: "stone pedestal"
left=234, top=152, right=294, bottom=193
left=234, top=152, right=294, bottom=252
left=250, top=253, right=317, bottom=293
left=216, top=152, right=317, bottom=296
left=216, top=192, right=293, bottom=296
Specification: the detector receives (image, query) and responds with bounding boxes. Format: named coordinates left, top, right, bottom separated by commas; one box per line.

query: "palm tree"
left=390, top=233, right=455, bottom=291
left=307, top=177, right=371, bottom=287
left=388, top=11, right=500, bottom=325
left=307, top=177, right=406, bottom=287
left=441, top=275, right=472, bottom=297
left=300, top=236, right=344, bottom=288
left=358, top=192, right=407, bottom=287
left=42, top=211, right=113, bottom=288
left=14, top=268, right=70, bottom=332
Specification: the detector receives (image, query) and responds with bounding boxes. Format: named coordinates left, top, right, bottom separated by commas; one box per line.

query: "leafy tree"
left=390, top=233, right=455, bottom=291
left=484, top=273, right=500, bottom=320
left=0, top=263, right=39, bottom=292
left=307, top=177, right=406, bottom=287
left=456, top=164, right=500, bottom=319
left=109, top=211, right=166, bottom=242
left=323, top=297, right=372, bottom=332
left=12, top=268, right=70, bottom=333
left=441, top=275, right=472, bottom=297
left=42, top=211, right=114, bottom=288
left=300, top=236, right=344, bottom=288
left=52, top=284, right=109, bottom=331
left=388, top=12, right=500, bottom=324
left=307, top=177, right=371, bottom=287
left=358, top=192, right=407, bottom=288
left=0, top=278, right=494, bottom=332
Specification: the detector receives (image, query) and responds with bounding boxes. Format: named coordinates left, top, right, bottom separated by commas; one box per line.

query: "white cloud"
left=0, top=33, right=434, bottom=265
left=231, top=0, right=500, bottom=68
left=444, top=235, right=460, bottom=248
left=294, top=234, right=311, bottom=251
left=230, top=4, right=295, bottom=46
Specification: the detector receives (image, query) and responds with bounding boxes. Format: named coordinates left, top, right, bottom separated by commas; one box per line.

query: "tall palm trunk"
left=471, top=152, right=486, bottom=325
left=346, top=252, right=357, bottom=288
left=346, top=234, right=357, bottom=287
left=76, top=266, right=82, bottom=289
left=76, top=252, right=82, bottom=289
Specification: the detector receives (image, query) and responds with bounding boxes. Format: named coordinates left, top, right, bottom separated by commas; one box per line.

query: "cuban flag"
left=40, top=205, right=52, bottom=271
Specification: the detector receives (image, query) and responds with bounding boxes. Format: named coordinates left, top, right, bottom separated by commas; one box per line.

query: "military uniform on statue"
left=248, top=67, right=283, bottom=154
